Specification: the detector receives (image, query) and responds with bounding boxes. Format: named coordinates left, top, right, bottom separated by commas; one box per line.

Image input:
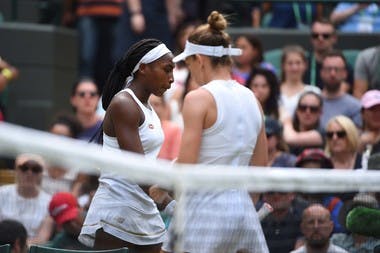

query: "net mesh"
left=0, top=122, right=379, bottom=252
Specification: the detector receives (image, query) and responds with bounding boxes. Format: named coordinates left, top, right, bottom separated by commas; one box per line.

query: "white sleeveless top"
left=100, top=88, right=163, bottom=202
left=162, top=80, right=269, bottom=253
left=199, top=80, right=262, bottom=166
left=79, top=88, right=166, bottom=247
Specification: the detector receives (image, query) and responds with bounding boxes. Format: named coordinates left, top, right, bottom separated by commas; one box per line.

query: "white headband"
left=125, top=43, right=172, bottom=86
left=173, top=40, right=242, bottom=63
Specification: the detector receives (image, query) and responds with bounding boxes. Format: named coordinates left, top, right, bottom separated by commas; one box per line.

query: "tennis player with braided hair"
left=162, top=11, right=269, bottom=253
left=78, top=39, right=174, bottom=253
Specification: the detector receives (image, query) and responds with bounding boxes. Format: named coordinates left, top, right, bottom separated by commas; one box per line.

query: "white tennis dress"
left=79, top=88, right=166, bottom=247
left=162, top=80, right=269, bottom=253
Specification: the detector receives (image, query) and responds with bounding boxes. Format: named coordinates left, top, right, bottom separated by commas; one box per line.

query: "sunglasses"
left=265, top=192, right=288, bottom=196
left=297, top=104, right=320, bottom=113
left=17, top=163, right=43, bottom=174
left=321, top=66, right=346, bottom=73
left=326, top=130, right=346, bottom=139
left=76, top=91, right=98, bottom=98
left=311, top=33, right=332, bottom=40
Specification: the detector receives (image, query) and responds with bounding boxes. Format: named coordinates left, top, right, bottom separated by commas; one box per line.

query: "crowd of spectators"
left=0, top=1, right=379, bottom=252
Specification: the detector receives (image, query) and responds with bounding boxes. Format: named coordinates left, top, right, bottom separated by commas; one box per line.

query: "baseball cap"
left=49, top=192, right=79, bottom=225
left=295, top=148, right=334, bottom=169
left=361, top=90, right=380, bottom=109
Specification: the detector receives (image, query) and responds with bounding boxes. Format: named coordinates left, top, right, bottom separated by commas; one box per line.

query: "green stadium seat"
left=0, top=244, right=10, bottom=253
left=264, top=48, right=283, bottom=77
left=342, top=49, right=360, bottom=68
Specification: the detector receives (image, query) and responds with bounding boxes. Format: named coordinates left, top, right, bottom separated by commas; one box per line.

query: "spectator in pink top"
left=149, top=94, right=181, bottom=161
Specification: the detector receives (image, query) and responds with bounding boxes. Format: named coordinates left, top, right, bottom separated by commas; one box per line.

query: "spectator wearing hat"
left=295, top=148, right=333, bottom=169
left=0, top=219, right=28, bottom=253
left=265, top=117, right=297, bottom=168
left=331, top=193, right=380, bottom=253
left=295, top=148, right=345, bottom=234
left=48, top=192, right=90, bottom=250
left=0, top=154, right=54, bottom=245
left=359, top=90, right=380, bottom=169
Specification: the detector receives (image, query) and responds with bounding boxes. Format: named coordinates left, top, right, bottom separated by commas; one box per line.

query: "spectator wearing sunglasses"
left=0, top=154, right=54, bottom=245
left=282, top=91, right=324, bottom=156
left=325, top=115, right=361, bottom=170
left=304, top=18, right=354, bottom=92
left=320, top=51, right=362, bottom=129
left=70, top=78, right=103, bottom=141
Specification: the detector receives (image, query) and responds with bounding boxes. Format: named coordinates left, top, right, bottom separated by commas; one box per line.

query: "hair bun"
left=207, top=11, right=227, bottom=32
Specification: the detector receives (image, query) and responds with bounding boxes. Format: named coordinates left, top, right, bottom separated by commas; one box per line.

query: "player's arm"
left=177, top=89, right=210, bottom=164
left=250, top=101, right=268, bottom=167
left=108, top=93, right=145, bottom=154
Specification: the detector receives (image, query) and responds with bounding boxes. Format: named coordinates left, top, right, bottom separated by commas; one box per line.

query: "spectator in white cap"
left=0, top=153, right=54, bottom=245
left=359, top=90, right=380, bottom=169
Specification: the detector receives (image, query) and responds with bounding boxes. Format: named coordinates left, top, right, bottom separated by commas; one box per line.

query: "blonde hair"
left=188, top=11, right=232, bottom=66
left=325, top=115, right=359, bottom=155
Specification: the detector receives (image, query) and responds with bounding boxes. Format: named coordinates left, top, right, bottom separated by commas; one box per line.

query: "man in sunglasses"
left=0, top=154, right=54, bottom=246
left=319, top=51, right=362, bottom=129
left=304, top=18, right=354, bottom=91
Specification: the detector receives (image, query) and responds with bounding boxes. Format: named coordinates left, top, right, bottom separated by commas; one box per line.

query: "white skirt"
left=162, top=190, right=269, bottom=253
left=79, top=182, right=166, bottom=247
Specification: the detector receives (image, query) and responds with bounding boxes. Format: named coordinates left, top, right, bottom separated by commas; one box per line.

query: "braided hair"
left=102, top=38, right=164, bottom=110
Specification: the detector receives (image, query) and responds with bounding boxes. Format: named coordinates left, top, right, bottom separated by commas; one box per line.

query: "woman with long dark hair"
left=79, top=39, right=174, bottom=253
left=283, top=90, right=324, bottom=155
left=246, top=67, right=281, bottom=120
left=232, top=34, right=276, bottom=84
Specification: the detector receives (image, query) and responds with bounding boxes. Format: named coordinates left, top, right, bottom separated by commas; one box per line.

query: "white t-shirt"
left=0, top=184, right=51, bottom=238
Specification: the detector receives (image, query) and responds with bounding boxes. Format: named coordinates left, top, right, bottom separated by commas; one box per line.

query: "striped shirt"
left=76, top=0, right=123, bottom=17
left=0, top=184, right=51, bottom=238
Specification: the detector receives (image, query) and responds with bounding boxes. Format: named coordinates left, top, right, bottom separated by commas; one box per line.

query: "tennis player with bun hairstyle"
left=78, top=38, right=174, bottom=253
left=162, top=11, right=269, bottom=253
